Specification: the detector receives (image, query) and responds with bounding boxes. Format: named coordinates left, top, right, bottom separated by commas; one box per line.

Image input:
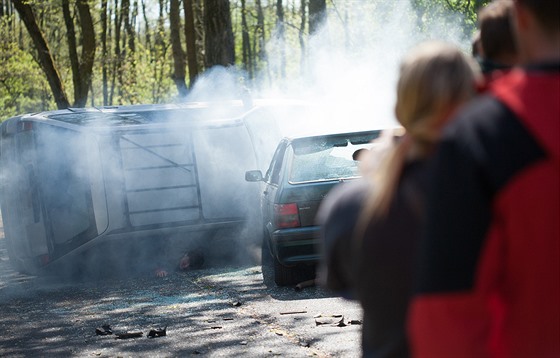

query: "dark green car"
left=245, top=130, right=381, bottom=286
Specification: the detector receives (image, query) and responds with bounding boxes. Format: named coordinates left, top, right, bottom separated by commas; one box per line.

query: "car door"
left=262, top=141, right=287, bottom=235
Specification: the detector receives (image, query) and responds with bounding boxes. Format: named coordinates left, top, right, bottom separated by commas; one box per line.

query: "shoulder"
left=444, top=95, right=513, bottom=146
left=439, top=92, right=547, bottom=193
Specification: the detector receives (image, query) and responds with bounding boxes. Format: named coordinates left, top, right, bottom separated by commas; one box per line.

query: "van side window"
left=35, top=125, right=96, bottom=246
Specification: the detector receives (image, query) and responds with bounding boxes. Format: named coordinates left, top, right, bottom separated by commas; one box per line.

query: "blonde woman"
left=317, top=41, right=480, bottom=358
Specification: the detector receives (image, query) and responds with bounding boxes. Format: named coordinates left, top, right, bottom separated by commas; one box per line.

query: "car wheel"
left=272, top=257, right=315, bottom=287
left=261, top=234, right=274, bottom=286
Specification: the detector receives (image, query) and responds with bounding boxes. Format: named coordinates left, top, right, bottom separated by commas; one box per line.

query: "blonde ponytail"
left=353, top=41, right=479, bottom=244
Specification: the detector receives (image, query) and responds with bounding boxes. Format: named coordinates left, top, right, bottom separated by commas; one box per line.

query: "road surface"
left=0, top=214, right=363, bottom=357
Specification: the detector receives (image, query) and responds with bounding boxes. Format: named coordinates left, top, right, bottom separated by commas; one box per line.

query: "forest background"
left=0, top=0, right=490, bottom=122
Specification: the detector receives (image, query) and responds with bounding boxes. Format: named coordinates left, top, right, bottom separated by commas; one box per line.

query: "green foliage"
left=0, top=0, right=491, bottom=118
left=412, top=0, right=491, bottom=38
left=0, top=16, right=54, bottom=121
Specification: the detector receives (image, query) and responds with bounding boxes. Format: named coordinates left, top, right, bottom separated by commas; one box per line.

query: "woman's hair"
left=356, top=41, right=479, bottom=235
left=394, top=41, right=479, bottom=143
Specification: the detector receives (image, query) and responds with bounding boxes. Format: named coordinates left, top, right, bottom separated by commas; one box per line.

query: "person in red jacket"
left=408, top=0, right=560, bottom=357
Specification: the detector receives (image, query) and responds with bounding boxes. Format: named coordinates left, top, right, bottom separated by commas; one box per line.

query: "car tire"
left=273, top=257, right=315, bottom=287
left=261, top=235, right=274, bottom=286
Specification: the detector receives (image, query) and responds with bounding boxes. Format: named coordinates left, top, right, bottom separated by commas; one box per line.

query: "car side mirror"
left=245, top=170, right=263, bottom=182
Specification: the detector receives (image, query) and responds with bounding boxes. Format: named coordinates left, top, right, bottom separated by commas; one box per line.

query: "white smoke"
left=0, top=0, right=473, bottom=284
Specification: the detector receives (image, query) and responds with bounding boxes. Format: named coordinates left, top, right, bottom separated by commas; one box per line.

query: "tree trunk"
left=61, top=0, right=95, bottom=108
left=75, top=0, right=96, bottom=107
left=193, top=0, right=205, bottom=71
left=111, top=0, right=122, bottom=104
left=62, top=0, right=80, bottom=104
left=141, top=0, right=152, bottom=48
left=12, top=0, right=70, bottom=109
left=204, top=0, right=235, bottom=68
left=240, top=0, right=252, bottom=78
left=122, top=0, right=135, bottom=53
left=153, top=0, right=168, bottom=103
left=254, top=0, right=266, bottom=72
left=170, top=0, right=188, bottom=97
left=299, top=0, right=306, bottom=74
left=183, top=0, right=199, bottom=85
left=275, top=0, right=286, bottom=79
left=308, top=0, right=325, bottom=35
left=101, top=0, right=109, bottom=106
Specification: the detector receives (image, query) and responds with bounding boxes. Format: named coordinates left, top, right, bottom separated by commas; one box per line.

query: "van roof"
left=14, top=99, right=311, bottom=129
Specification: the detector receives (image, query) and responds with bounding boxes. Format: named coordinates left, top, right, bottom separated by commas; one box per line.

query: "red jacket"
left=409, top=66, right=560, bottom=357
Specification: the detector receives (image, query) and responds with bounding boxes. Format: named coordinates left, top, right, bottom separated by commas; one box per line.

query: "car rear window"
left=289, top=139, right=373, bottom=183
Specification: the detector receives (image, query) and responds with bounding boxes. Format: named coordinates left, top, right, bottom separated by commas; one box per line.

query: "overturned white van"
left=0, top=101, right=292, bottom=275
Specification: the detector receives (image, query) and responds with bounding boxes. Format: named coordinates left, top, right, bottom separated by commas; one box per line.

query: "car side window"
left=265, top=142, right=286, bottom=185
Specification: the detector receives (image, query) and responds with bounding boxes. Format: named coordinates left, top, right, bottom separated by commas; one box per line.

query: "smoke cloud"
left=0, top=0, right=472, bottom=286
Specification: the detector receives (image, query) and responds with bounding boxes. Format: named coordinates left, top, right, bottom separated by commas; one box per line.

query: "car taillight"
left=274, top=203, right=300, bottom=228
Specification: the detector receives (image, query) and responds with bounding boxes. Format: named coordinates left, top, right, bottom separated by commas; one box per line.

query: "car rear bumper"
left=271, top=226, right=321, bottom=266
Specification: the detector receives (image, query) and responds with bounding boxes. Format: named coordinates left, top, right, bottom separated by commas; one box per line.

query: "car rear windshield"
left=289, top=134, right=376, bottom=183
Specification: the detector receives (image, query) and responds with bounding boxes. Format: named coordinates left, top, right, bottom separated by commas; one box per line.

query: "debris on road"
left=114, top=331, right=143, bottom=339
left=294, top=279, right=316, bottom=291
left=95, top=325, right=113, bottom=336
left=147, top=326, right=167, bottom=338
left=204, top=326, right=223, bottom=330
left=314, top=314, right=345, bottom=327
left=279, top=311, right=307, bottom=315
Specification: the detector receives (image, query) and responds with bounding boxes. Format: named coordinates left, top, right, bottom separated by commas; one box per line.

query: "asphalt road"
left=0, top=216, right=362, bottom=357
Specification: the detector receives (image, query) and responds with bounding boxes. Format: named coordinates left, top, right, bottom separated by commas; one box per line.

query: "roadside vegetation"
left=0, top=0, right=489, bottom=121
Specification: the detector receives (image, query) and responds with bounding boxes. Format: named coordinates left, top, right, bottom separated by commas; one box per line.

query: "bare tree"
left=101, top=0, right=109, bottom=106
left=299, top=0, right=307, bottom=73
left=61, top=0, right=96, bottom=107
left=204, top=0, right=235, bottom=67
left=123, top=0, right=135, bottom=53
left=12, top=0, right=70, bottom=109
left=275, top=0, right=286, bottom=79
left=240, top=0, right=252, bottom=78
left=254, top=0, right=265, bottom=71
left=183, top=0, right=199, bottom=85
left=170, top=0, right=188, bottom=96
left=110, top=0, right=123, bottom=104
left=308, top=0, right=325, bottom=35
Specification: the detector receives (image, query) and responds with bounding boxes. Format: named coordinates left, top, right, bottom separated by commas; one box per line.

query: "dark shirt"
left=318, top=160, right=431, bottom=358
